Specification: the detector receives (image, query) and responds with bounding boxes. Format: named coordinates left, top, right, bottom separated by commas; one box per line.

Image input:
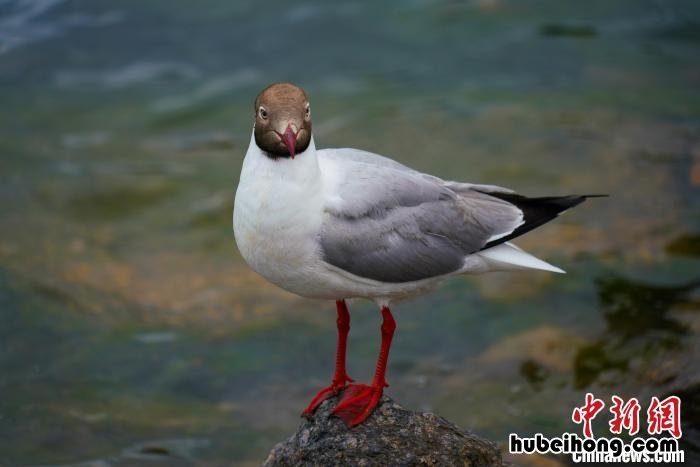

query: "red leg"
left=301, top=300, right=354, bottom=417
left=332, top=305, right=396, bottom=427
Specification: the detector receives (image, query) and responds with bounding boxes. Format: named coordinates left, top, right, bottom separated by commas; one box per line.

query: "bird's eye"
left=259, top=107, right=268, bottom=119
left=304, top=104, right=311, bottom=119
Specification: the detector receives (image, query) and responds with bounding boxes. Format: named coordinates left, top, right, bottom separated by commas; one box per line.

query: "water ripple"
left=0, top=0, right=122, bottom=54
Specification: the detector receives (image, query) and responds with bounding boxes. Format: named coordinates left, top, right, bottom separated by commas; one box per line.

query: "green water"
left=1, top=0, right=699, bottom=465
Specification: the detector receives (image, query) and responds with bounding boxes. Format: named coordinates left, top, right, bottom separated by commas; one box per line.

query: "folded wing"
left=317, top=150, right=525, bottom=283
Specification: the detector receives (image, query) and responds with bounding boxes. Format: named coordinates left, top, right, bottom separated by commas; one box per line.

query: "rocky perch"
left=264, top=395, right=502, bottom=466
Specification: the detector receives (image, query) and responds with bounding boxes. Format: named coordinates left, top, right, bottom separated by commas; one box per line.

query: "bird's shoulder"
left=316, top=147, right=452, bottom=219
left=317, top=147, right=418, bottom=174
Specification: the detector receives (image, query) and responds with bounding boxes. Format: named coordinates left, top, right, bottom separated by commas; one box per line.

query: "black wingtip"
left=479, top=191, right=607, bottom=250
left=558, top=193, right=609, bottom=209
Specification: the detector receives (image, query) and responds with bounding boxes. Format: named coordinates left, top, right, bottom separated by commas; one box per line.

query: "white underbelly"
left=233, top=184, right=323, bottom=293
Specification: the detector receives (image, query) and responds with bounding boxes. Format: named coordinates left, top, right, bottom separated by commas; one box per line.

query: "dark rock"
left=264, top=395, right=502, bottom=466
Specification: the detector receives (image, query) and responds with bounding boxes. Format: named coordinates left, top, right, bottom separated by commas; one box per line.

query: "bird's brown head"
left=254, top=83, right=312, bottom=159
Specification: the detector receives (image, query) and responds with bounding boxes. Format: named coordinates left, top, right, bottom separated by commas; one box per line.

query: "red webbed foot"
left=331, top=383, right=384, bottom=427
left=301, top=375, right=354, bottom=418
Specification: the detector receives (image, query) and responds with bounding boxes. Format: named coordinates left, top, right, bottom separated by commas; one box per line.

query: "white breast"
left=233, top=134, right=326, bottom=295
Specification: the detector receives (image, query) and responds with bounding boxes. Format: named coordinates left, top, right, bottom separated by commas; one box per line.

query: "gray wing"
left=317, top=151, right=523, bottom=283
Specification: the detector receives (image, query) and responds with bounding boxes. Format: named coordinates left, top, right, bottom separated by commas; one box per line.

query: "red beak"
left=279, top=124, right=297, bottom=159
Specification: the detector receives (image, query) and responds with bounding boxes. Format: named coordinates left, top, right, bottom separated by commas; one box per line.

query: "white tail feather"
left=477, top=242, right=565, bottom=273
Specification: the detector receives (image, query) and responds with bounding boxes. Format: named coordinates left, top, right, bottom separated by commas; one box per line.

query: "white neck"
left=241, top=131, right=320, bottom=186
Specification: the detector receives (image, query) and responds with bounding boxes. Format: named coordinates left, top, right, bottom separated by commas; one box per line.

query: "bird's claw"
left=331, top=383, right=384, bottom=427
left=301, top=375, right=353, bottom=418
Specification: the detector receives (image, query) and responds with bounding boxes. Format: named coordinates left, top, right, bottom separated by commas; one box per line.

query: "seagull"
left=233, top=83, right=601, bottom=427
